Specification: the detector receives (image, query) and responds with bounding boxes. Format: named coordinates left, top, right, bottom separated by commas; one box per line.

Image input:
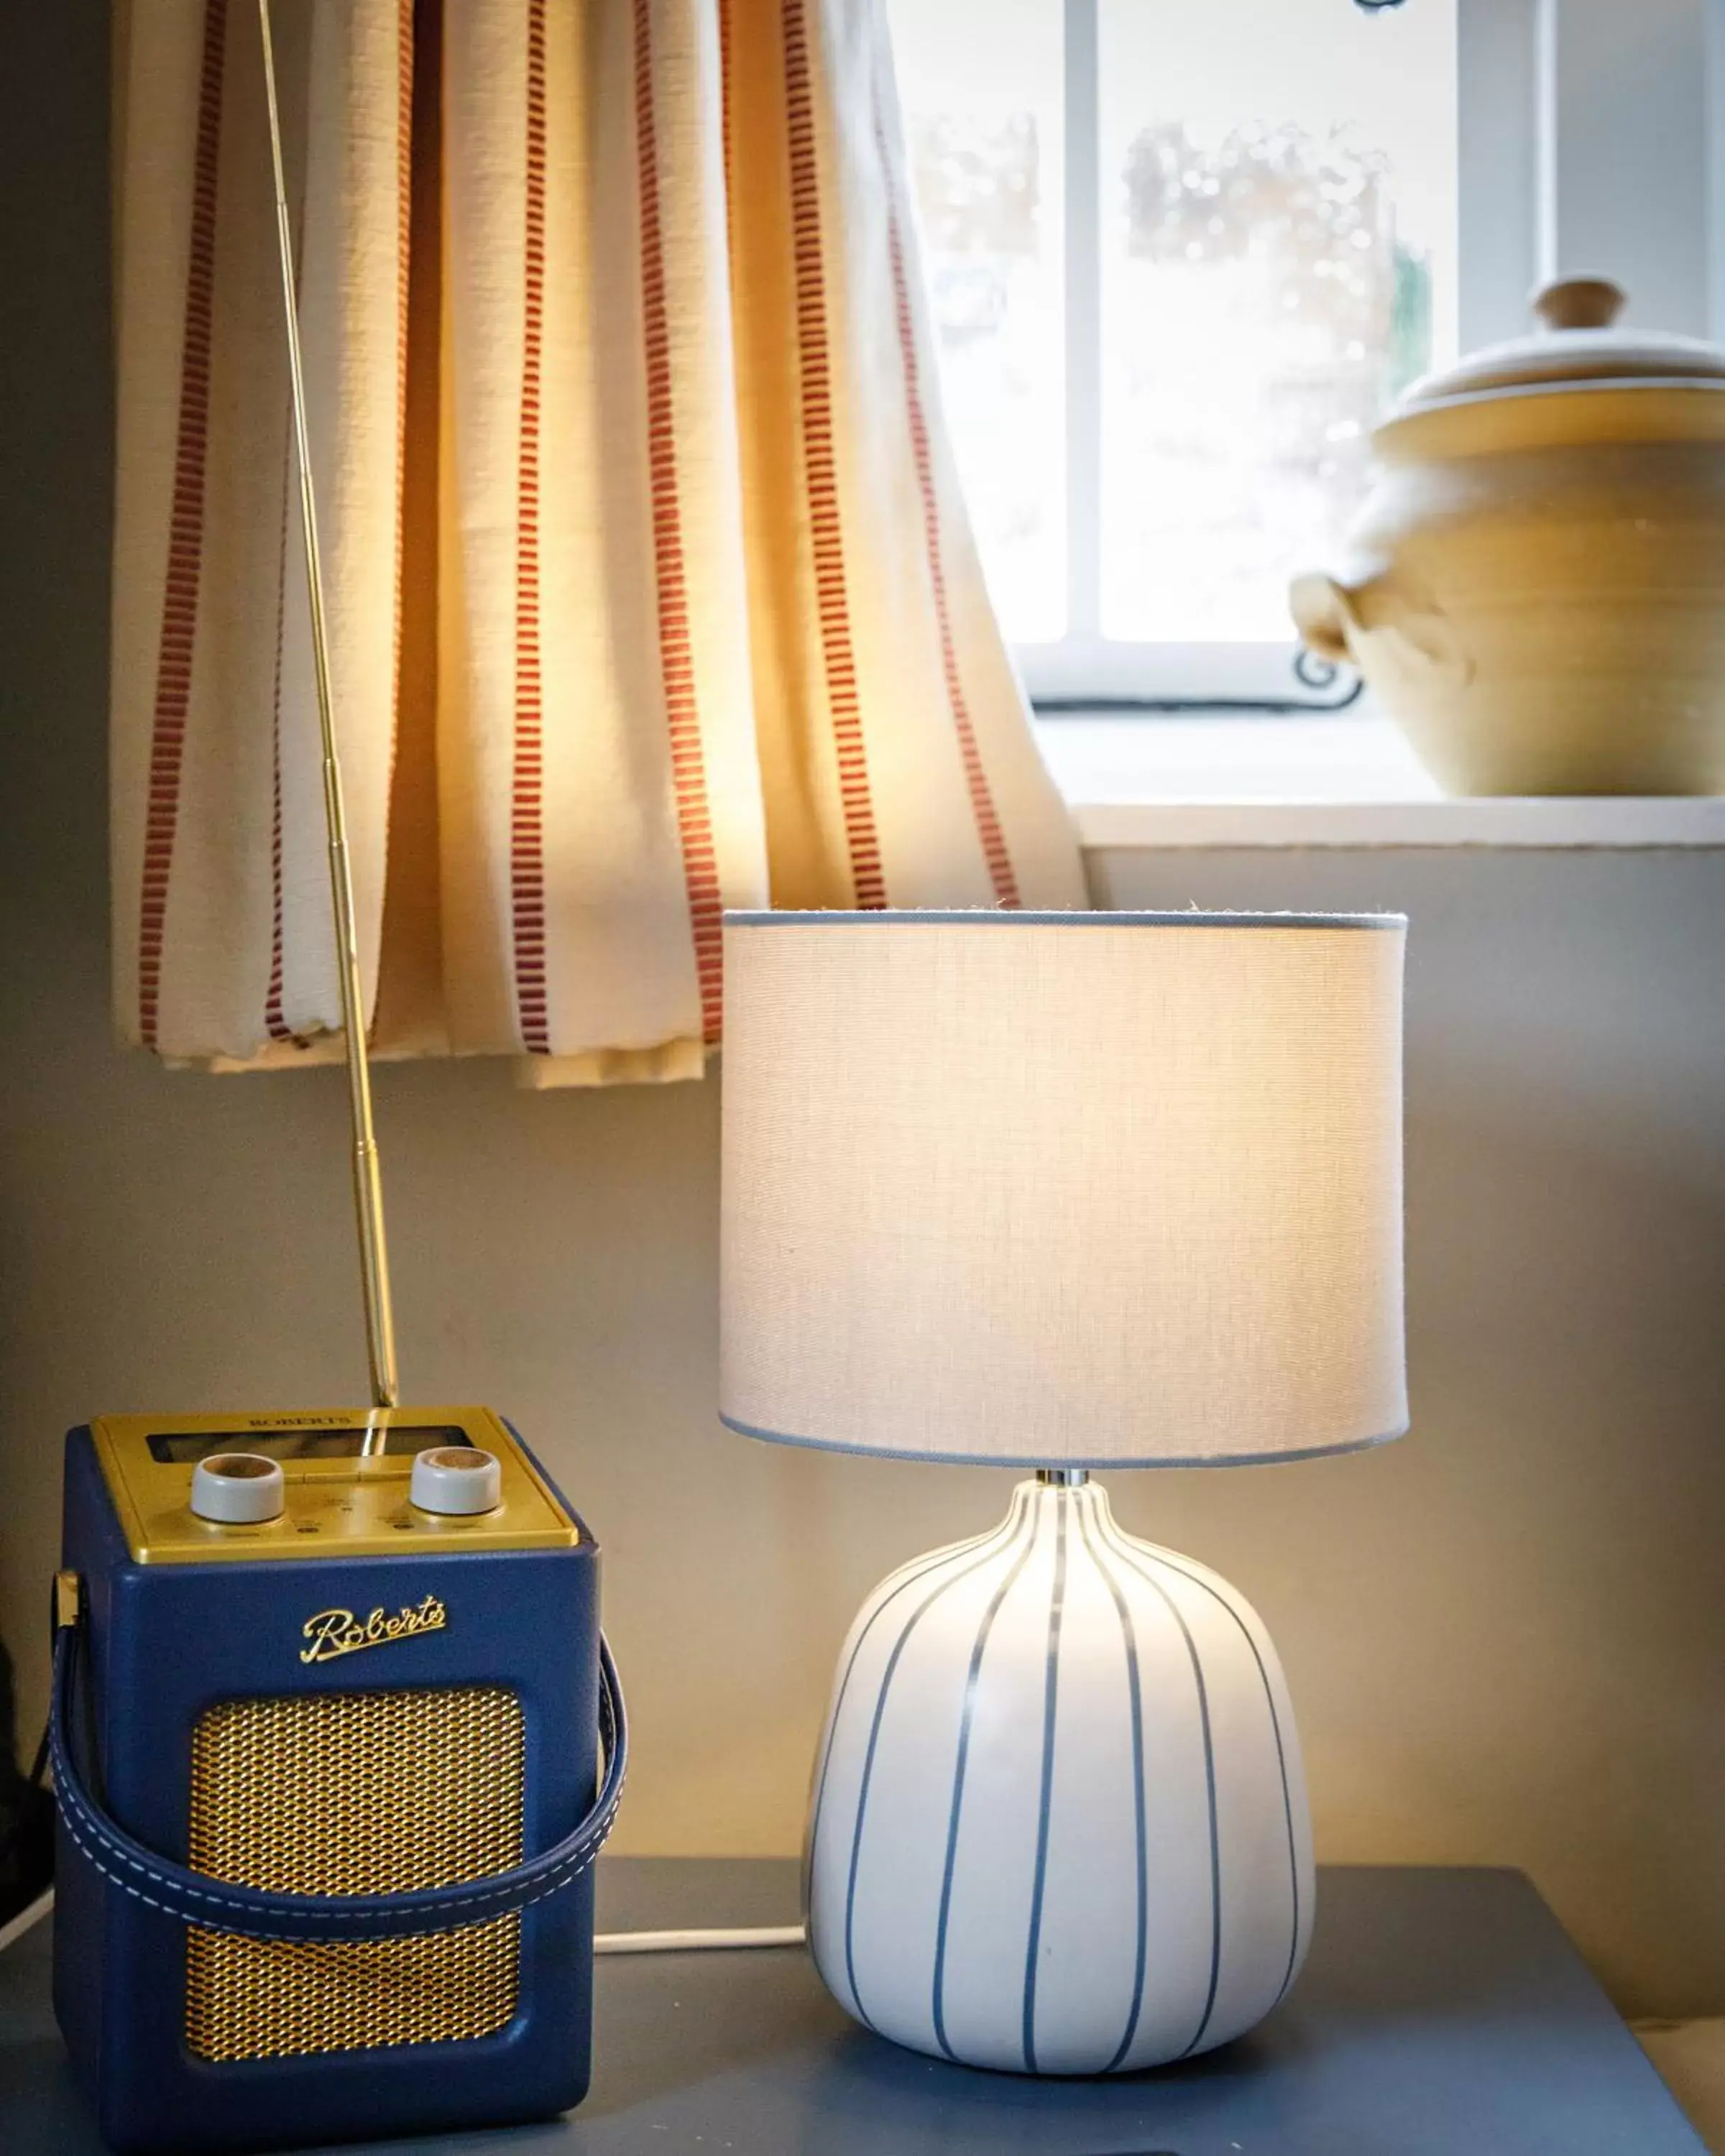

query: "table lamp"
left=719, top=908, right=1406, bottom=2075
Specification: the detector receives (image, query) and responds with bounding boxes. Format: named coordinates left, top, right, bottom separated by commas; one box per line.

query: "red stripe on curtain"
left=510, top=0, right=551, bottom=1054
left=717, top=0, right=736, bottom=213
left=264, top=436, right=295, bottom=1041
left=382, top=0, right=413, bottom=962
left=873, top=99, right=1019, bottom=908
left=264, top=62, right=311, bottom=1049
left=633, top=0, right=725, bottom=1045
left=781, top=0, right=888, bottom=910
left=138, top=0, right=226, bottom=1051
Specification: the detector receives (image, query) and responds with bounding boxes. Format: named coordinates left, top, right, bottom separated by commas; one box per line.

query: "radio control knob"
left=190, top=1452, right=286, bottom=1524
left=410, top=1445, right=502, bottom=1517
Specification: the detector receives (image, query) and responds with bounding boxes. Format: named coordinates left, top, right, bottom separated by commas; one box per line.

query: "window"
left=889, top=0, right=1721, bottom=718
left=891, top=0, right=1457, bottom=706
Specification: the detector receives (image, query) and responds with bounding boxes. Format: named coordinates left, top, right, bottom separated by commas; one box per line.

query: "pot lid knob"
left=1532, top=276, right=1627, bottom=333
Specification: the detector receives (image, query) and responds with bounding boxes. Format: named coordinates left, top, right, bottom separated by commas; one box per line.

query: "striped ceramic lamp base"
left=804, top=1475, right=1313, bottom=2074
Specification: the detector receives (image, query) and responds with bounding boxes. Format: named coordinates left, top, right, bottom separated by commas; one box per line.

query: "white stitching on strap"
left=55, top=1787, right=626, bottom=1941
left=53, top=1720, right=625, bottom=1935
left=52, top=1637, right=626, bottom=1940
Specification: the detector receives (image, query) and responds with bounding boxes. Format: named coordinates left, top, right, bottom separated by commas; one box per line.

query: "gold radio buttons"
left=190, top=1453, right=287, bottom=1525
left=410, top=1445, right=502, bottom=1517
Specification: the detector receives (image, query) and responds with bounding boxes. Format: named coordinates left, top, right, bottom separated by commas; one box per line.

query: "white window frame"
left=1019, top=0, right=1725, bottom=711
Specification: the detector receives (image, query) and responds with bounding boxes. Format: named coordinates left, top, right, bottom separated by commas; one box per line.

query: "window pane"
left=1098, top=0, right=1458, bottom=642
left=888, top=0, right=1066, bottom=641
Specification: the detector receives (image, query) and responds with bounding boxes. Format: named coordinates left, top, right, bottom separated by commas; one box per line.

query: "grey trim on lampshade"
left=717, top=1410, right=1409, bottom=1471
left=724, top=908, right=1408, bottom=931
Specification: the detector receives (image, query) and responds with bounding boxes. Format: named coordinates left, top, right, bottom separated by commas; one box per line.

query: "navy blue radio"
left=50, top=1407, right=625, bottom=2155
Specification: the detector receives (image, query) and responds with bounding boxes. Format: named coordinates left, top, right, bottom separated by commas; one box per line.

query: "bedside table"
left=0, top=1858, right=1705, bottom=2153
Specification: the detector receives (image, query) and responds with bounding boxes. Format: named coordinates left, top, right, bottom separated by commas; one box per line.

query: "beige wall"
left=6, top=1, right=1725, bottom=2026
left=1090, top=844, right=1725, bottom=2021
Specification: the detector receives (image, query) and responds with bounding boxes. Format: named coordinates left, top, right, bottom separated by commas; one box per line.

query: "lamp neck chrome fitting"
left=1036, top=1468, right=1090, bottom=1488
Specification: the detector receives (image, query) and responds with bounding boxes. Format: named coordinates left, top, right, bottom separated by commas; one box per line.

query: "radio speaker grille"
left=185, top=1685, right=524, bottom=2063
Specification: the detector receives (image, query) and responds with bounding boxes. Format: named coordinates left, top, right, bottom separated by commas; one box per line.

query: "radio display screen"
left=146, top=1427, right=470, bottom=1463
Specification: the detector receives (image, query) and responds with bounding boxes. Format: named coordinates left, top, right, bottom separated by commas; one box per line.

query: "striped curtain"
left=111, top=0, right=1087, bottom=1087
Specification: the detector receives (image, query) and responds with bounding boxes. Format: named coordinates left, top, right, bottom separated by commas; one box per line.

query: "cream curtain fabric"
left=111, top=0, right=1086, bottom=1087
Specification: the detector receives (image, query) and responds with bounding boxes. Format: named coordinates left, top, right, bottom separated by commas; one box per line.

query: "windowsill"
left=1037, top=717, right=1725, bottom=850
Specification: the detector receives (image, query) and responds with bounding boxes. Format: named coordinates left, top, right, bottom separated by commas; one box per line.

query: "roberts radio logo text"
left=299, top=1595, right=448, bottom=1664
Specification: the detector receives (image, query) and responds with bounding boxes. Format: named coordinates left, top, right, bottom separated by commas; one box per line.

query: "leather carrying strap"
left=49, top=1615, right=626, bottom=1943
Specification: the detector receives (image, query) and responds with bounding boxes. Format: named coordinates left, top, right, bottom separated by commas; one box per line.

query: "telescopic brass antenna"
left=258, top=0, right=400, bottom=1411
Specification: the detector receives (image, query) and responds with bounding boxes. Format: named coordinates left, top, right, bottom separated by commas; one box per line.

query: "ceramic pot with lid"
left=1290, top=277, right=1725, bottom=794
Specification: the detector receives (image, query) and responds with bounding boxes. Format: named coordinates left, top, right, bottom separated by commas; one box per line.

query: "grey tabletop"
left=0, top=1858, right=1704, bottom=2155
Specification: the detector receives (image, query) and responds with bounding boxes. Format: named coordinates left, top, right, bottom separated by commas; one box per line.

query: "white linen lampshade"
left=717, top=908, right=1408, bottom=2076
left=719, top=909, right=1407, bottom=1468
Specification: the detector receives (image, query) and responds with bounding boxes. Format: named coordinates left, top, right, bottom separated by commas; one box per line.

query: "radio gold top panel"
left=91, top=1407, right=581, bottom=1564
